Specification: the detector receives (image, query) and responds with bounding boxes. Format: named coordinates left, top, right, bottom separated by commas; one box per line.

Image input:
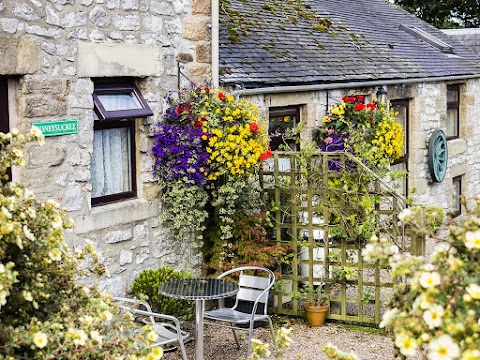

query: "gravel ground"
left=162, top=316, right=423, bottom=360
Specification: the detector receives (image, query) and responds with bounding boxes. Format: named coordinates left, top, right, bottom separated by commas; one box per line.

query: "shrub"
left=362, top=204, right=480, bottom=359
left=131, top=266, right=196, bottom=319
left=0, top=129, right=159, bottom=359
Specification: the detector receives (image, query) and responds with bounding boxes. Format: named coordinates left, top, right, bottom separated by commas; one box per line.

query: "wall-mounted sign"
left=32, top=119, right=78, bottom=137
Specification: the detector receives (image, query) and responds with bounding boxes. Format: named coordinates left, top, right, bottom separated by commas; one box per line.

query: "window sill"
left=75, top=198, right=160, bottom=234
left=447, top=138, right=467, bottom=157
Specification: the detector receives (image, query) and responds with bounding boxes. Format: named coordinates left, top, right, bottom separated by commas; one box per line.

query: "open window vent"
left=400, top=24, right=454, bottom=53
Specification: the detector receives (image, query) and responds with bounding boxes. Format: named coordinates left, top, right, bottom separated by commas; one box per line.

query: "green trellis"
left=261, top=151, right=425, bottom=325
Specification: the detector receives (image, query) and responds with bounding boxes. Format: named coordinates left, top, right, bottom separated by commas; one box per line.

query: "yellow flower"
left=33, top=332, right=48, bottom=349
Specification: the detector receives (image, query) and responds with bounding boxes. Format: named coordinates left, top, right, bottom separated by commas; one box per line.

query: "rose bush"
left=0, top=129, right=160, bottom=359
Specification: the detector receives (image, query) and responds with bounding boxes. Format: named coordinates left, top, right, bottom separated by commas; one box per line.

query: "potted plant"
left=293, top=284, right=329, bottom=327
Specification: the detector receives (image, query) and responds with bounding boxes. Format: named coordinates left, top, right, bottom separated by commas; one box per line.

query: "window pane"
left=91, top=127, right=132, bottom=198
left=390, top=162, right=407, bottom=197
left=447, top=89, right=458, bottom=102
left=453, top=178, right=461, bottom=214
left=393, top=105, right=407, bottom=155
left=97, top=92, right=142, bottom=111
left=269, top=110, right=298, bottom=151
left=446, top=108, right=458, bottom=137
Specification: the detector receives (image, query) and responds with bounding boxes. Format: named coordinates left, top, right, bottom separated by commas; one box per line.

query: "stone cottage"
left=2, top=0, right=480, bottom=295
left=0, top=0, right=212, bottom=294
left=218, top=0, right=480, bottom=217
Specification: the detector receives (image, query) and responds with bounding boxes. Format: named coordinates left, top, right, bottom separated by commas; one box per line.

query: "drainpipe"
left=232, top=74, right=480, bottom=96
left=211, top=0, right=219, bottom=88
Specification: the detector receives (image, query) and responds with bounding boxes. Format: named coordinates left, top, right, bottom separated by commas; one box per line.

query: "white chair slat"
left=238, top=274, right=270, bottom=289
left=237, top=287, right=269, bottom=303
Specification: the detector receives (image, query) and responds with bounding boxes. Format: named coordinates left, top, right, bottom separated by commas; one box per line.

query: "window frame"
left=446, top=84, right=460, bottom=140
left=0, top=77, right=11, bottom=181
left=268, top=106, right=300, bottom=151
left=93, top=82, right=153, bottom=120
left=452, top=175, right=462, bottom=218
left=91, top=80, right=151, bottom=207
left=390, top=99, right=409, bottom=196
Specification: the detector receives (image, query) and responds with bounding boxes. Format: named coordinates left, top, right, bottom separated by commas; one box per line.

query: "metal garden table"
left=159, top=278, right=239, bottom=360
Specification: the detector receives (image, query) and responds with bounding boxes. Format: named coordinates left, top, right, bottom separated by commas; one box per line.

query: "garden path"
left=162, top=317, right=423, bottom=360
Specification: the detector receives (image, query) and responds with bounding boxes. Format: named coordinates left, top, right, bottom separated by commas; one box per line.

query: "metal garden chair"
left=203, top=266, right=276, bottom=357
left=113, top=296, right=190, bottom=360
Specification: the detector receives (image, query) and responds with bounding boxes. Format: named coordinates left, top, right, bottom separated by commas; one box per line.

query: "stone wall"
left=0, top=0, right=212, bottom=295
left=245, top=78, right=480, bottom=217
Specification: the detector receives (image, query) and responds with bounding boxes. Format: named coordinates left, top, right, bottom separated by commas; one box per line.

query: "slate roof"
left=219, top=0, right=480, bottom=89
left=442, top=28, right=480, bottom=55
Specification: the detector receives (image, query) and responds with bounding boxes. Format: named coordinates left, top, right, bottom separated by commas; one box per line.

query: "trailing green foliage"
left=131, top=266, right=196, bottom=320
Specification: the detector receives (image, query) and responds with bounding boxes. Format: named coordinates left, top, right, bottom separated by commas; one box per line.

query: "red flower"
left=356, top=95, right=364, bottom=103
left=218, top=92, right=226, bottom=100
left=354, top=103, right=366, bottom=111
left=201, top=117, right=207, bottom=122
left=369, top=116, right=374, bottom=122
left=250, top=123, right=259, bottom=132
left=194, top=120, right=203, bottom=128
left=184, top=103, right=191, bottom=112
left=366, top=103, right=376, bottom=111
left=260, top=148, right=272, bottom=161
left=175, top=106, right=182, bottom=115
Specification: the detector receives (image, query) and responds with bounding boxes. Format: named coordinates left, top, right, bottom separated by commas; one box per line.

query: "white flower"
left=81, top=287, right=90, bottom=296
left=419, top=272, right=441, bottom=289
left=11, top=128, right=19, bottom=136
left=1, top=207, right=12, bottom=219
left=73, top=329, right=88, bottom=346
left=33, top=332, right=48, bottom=349
left=461, top=349, right=480, bottom=360
left=90, top=330, right=103, bottom=344
left=101, top=310, right=113, bottom=322
left=395, top=333, right=418, bottom=357
left=150, top=347, right=163, bottom=359
left=23, top=291, right=33, bottom=302
left=464, top=230, right=480, bottom=250
left=423, top=304, right=444, bottom=329
left=0, top=264, right=5, bottom=273
left=23, top=225, right=36, bottom=241
left=398, top=208, right=412, bottom=222
left=147, top=330, right=158, bottom=342
left=82, top=315, right=93, bottom=326
left=362, top=243, right=377, bottom=263
left=379, top=308, right=398, bottom=328
left=427, top=334, right=460, bottom=360
left=465, top=284, right=480, bottom=300
left=48, top=248, right=62, bottom=261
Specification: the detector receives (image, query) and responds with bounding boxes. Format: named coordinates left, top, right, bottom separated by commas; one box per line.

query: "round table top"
left=159, top=278, right=239, bottom=300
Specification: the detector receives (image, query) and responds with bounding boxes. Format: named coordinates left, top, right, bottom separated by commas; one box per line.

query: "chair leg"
left=267, top=316, right=277, bottom=352
left=231, top=328, right=240, bottom=349
left=246, top=322, right=255, bottom=357
left=179, top=340, right=188, bottom=360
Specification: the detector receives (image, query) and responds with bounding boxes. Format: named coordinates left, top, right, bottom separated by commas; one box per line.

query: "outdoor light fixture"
left=376, top=86, right=388, bottom=104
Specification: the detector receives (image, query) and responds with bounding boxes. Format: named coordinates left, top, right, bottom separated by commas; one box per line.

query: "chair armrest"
left=129, top=308, right=183, bottom=329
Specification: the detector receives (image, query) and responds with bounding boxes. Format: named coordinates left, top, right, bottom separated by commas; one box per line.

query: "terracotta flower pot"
left=304, top=302, right=329, bottom=327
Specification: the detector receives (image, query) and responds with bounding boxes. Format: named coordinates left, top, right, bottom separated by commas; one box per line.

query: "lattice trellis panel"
left=261, top=152, right=425, bottom=325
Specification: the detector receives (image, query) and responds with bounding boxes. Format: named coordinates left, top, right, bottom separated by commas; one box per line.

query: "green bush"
left=131, top=266, right=196, bottom=319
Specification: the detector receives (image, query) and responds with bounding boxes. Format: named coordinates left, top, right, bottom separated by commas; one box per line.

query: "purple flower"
left=152, top=123, right=209, bottom=186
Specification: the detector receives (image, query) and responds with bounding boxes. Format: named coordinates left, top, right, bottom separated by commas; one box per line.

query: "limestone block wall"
left=246, top=79, right=480, bottom=217
left=0, top=0, right=213, bottom=295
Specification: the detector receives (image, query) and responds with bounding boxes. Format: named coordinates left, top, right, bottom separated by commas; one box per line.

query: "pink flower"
left=324, top=137, right=333, bottom=145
